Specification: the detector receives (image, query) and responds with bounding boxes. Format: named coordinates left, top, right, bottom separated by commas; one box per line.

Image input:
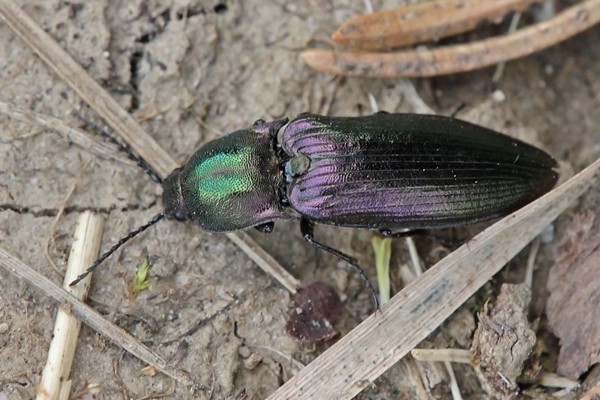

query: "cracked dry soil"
left=1, top=1, right=600, bottom=399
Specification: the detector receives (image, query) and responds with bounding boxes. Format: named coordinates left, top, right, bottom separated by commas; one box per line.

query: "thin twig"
left=225, top=232, right=300, bottom=293
left=0, top=101, right=134, bottom=167
left=444, top=361, right=463, bottom=400
left=492, top=11, right=523, bottom=83
left=302, top=0, right=600, bottom=78
left=44, top=157, right=94, bottom=276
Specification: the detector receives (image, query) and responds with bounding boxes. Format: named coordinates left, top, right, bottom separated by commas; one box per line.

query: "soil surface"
left=1, top=1, right=599, bottom=399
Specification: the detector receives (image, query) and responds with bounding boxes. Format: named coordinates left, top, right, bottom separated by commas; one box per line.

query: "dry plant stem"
left=0, top=0, right=298, bottom=295
left=444, top=361, right=463, bottom=400
left=37, top=212, right=103, bottom=400
left=0, top=101, right=134, bottom=167
left=302, top=0, right=600, bottom=78
left=492, top=11, right=522, bottom=83
left=538, top=372, right=579, bottom=390
left=405, top=237, right=424, bottom=277
left=45, top=157, right=94, bottom=276
left=0, top=248, right=194, bottom=386
left=226, top=232, right=300, bottom=293
left=267, top=159, right=600, bottom=398
left=333, top=0, right=542, bottom=50
left=404, top=357, right=430, bottom=400
left=524, top=235, right=541, bottom=288
left=411, top=348, right=471, bottom=364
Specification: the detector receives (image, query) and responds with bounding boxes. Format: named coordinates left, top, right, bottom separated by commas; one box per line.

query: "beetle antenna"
left=449, top=102, right=467, bottom=118
left=69, top=212, right=165, bottom=286
left=77, top=116, right=163, bottom=184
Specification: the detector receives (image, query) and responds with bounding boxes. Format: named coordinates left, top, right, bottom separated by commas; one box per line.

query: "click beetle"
left=72, top=112, right=558, bottom=308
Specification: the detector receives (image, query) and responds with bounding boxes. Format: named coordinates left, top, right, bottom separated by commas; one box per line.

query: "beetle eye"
left=174, top=209, right=189, bottom=221
left=252, top=119, right=266, bottom=127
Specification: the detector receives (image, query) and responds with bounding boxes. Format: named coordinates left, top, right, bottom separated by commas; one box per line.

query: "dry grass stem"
left=444, top=360, right=464, bottom=400
left=37, top=212, right=104, bottom=400
left=412, top=348, right=472, bottom=364
left=404, top=357, right=430, bottom=400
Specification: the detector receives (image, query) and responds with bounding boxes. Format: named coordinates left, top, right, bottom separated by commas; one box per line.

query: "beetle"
left=72, top=112, right=558, bottom=307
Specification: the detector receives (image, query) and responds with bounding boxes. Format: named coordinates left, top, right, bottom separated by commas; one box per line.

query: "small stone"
left=242, top=353, right=262, bottom=370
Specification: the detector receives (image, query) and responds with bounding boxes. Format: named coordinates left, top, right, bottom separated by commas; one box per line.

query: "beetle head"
left=162, top=167, right=190, bottom=221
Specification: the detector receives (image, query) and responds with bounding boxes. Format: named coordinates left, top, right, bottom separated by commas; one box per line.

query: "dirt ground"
left=1, top=1, right=599, bottom=399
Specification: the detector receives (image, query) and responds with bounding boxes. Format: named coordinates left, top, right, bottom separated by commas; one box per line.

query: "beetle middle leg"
left=300, top=217, right=380, bottom=310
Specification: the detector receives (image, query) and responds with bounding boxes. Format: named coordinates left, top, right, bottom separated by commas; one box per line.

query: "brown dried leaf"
left=547, top=189, right=600, bottom=379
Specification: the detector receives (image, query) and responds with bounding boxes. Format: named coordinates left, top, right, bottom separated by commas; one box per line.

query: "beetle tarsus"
left=378, top=228, right=427, bottom=238
left=301, top=218, right=380, bottom=310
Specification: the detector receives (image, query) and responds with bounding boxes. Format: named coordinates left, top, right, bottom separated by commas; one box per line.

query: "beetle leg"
left=449, top=102, right=466, bottom=118
left=379, top=228, right=465, bottom=247
left=254, top=222, right=274, bottom=233
left=378, top=228, right=428, bottom=238
left=300, top=217, right=380, bottom=310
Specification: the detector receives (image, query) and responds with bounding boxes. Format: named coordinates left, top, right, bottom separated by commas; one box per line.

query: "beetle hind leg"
left=379, top=228, right=465, bottom=247
left=300, top=218, right=380, bottom=310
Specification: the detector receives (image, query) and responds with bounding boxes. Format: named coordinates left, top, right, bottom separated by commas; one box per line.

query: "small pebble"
left=492, top=90, right=506, bottom=103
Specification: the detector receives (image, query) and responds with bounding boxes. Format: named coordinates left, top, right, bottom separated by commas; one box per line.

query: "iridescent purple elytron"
left=280, top=113, right=557, bottom=229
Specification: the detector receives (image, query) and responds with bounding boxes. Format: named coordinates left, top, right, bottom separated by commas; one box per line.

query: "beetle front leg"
left=300, top=217, right=380, bottom=310
left=254, top=222, right=274, bottom=233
